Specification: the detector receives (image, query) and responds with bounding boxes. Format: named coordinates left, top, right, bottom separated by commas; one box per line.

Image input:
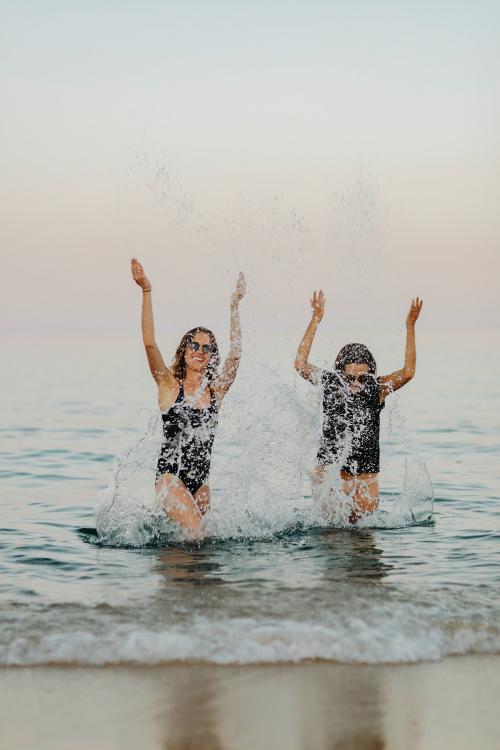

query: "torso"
left=318, top=369, right=384, bottom=475
left=158, top=379, right=212, bottom=412
left=156, top=380, right=219, bottom=494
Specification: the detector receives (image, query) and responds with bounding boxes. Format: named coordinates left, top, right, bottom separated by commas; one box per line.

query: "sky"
left=2, top=0, right=499, bottom=342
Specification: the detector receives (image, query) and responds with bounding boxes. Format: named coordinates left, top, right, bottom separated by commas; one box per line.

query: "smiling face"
left=343, top=363, right=371, bottom=394
left=184, top=331, right=214, bottom=374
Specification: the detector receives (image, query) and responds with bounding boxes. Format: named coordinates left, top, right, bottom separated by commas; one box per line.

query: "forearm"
left=214, top=301, right=242, bottom=397
left=229, top=301, right=242, bottom=359
left=403, top=325, right=416, bottom=377
left=295, top=316, right=319, bottom=368
left=141, top=290, right=156, bottom=347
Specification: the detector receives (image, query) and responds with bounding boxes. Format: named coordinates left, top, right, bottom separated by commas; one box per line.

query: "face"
left=343, top=363, right=371, bottom=394
left=184, top=332, right=214, bottom=373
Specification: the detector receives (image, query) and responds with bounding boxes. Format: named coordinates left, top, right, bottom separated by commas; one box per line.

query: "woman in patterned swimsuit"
left=294, top=290, right=422, bottom=522
left=131, top=258, right=246, bottom=538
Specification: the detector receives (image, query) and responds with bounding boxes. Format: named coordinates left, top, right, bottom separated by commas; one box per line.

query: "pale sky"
left=2, top=0, right=499, bottom=339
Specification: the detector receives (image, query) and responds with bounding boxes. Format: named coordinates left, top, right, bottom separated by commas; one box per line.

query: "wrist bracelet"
left=143, top=288, right=152, bottom=293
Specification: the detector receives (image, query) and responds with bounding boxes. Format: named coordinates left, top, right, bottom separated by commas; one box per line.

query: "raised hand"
left=311, top=290, right=325, bottom=323
left=131, top=257, right=152, bottom=291
left=406, top=297, right=423, bottom=329
left=231, top=272, right=246, bottom=306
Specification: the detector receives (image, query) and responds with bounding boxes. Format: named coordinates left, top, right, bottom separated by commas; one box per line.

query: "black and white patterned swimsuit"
left=317, top=370, right=384, bottom=475
left=156, top=381, right=218, bottom=495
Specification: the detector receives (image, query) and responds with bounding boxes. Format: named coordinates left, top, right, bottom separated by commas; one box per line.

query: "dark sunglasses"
left=343, top=373, right=372, bottom=385
left=187, top=340, right=215, bottom=354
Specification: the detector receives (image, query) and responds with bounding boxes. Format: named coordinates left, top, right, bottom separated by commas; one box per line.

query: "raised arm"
left=378, top=298, right=423, bottom=400
left=131, top=258, right=175, bottom=386
left=212, top=272, right=246, bottom=403
left=294, top=290, right=325, bottom=384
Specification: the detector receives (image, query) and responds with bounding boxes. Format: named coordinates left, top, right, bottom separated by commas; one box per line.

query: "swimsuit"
left=156, top=381, right=218, bottom=495
left=317, top=370, right=384, bottom=475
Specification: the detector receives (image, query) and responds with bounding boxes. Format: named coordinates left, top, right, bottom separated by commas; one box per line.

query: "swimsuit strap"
left=171, top=380, right=184, bottom=405
left=208, top=385, right=218, bottom=413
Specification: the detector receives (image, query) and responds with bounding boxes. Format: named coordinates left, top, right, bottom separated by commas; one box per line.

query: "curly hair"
left=334, top=343, right=377, bottom=375
left=171, top=327, right=220, bottom=382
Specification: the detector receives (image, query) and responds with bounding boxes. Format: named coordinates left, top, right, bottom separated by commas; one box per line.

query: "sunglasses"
left=187, top=340, right=215, bottom=355
left=343, top=374, right=372, bottom=385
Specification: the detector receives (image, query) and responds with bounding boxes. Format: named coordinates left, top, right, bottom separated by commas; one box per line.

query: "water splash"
left=95, top=351, right=433, bottom=546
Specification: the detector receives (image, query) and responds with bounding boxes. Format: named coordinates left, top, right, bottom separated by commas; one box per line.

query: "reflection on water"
left=162, top=668, right=223, bottom=750
left=5, top=657, right=498, bottom=750
left=156, top=664, right=391, bottom=750
left=154, top=548, right=226, bottom=587
left=151, top=527, right=392, bottom=593
left=312, top=528, right=393, bottom=582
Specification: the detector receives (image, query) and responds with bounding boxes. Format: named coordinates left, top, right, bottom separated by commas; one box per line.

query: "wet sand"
left=1, top=655, right=498, bottom=750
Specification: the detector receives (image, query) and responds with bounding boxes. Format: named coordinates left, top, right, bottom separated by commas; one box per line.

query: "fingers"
left=408, top=297, right=423, bottom=322
left=412, top=297, right=423, bottom=311
left=234, top=271, right=246, bottom=300
left=131, top=257, right=148, bottom=289
left=131, top=258, right=142, bottom=275
left=310, top=290, right=325, bottom=309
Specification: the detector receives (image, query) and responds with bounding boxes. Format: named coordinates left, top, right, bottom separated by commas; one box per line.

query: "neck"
left=183, top=368, right=205, bottom=389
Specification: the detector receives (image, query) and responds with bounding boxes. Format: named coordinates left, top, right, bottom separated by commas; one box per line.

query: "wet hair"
left=334, top=343, right=377, bottom=375
left=171, top=327, right=220, bottom=382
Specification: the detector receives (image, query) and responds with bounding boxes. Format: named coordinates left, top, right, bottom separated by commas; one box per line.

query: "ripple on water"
left=1, top=333, right=499, bottom=665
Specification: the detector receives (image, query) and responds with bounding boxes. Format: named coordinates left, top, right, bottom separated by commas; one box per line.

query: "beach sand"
left=1, top=655, right=498, bottom=749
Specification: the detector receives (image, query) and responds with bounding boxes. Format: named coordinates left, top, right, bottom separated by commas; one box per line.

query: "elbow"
left=403, top=368, right=415, bottom=383
left=144, top=342, right=156, bottom=351
left=230, top=348, right=242, bottom=364
left=294, top=358, right=304, bottom=375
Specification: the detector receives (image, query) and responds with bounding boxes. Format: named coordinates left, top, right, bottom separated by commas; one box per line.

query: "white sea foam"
left=3, top=612, right=499, bottom=667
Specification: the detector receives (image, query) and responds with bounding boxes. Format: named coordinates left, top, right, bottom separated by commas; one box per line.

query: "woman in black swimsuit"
left=131, top=258, right=246, bottom=538
left=294, top=290, right=422, bottom=522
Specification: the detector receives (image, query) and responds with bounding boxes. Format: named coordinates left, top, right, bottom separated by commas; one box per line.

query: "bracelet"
left=143, top=288, right=152, bottom=293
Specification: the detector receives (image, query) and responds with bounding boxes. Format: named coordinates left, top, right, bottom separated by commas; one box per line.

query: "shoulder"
left=375, top=377, right=387, bottom=406
left=320, top=369, right=336, bottom=387
left=320, top=370, right=341, bottom=400
left=158, top=378, right=181, bottom=411
left=155, top=366, right=177, bottom=388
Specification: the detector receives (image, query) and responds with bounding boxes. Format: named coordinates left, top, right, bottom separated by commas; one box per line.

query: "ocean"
left=1, top=329, right=499, bottom=667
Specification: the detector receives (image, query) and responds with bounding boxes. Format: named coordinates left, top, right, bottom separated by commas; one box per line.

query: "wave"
left=3, top=610, right=499, bottom=667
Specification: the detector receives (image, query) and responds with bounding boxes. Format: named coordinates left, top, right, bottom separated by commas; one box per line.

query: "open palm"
left=231, top=272, right=246, bottom=305
left=311, top=290, right=325, bottom=322
left=131, top=258, right=151, bottom=291
left=406, top=298, right=423, bottom=328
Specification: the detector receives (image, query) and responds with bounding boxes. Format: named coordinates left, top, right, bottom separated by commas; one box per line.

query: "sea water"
left=0, top=330, right=499, bottom=665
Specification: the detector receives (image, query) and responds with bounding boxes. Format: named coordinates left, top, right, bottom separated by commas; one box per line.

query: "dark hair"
left=334, top=343, right=377, bottom=375
left=171, top=327, right=220, bottom=382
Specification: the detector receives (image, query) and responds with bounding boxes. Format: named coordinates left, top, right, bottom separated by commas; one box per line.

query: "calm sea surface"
left=1, top=332, right=499, bottom=665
